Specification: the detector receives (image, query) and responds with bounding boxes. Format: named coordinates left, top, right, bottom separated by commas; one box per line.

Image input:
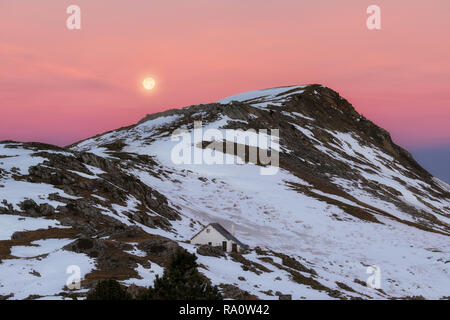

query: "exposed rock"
left=18, top=199, right=55, bottom=217
left=0, top=293, right=14, bottom=300
left=64, top=238, right=107, bottom=258
left=29, top=270, right=41, bottom=277
left=197, top=245, right=226, bottom=258
left=136, top=237, right=180, bottom=267
left=219, top=284, right=256, bottom=300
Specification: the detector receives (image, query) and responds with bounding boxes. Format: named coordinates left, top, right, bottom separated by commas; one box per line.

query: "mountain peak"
left=217, top=84, right=312, bottom=105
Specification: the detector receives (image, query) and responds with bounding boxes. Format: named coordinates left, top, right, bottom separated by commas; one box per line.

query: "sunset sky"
left=1, top=1, right=449, bottom=179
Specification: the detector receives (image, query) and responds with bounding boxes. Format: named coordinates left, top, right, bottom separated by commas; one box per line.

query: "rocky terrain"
left=1, top=84, right=449, bottom=300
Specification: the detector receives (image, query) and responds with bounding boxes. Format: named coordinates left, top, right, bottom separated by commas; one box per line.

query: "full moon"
left=142, top=77, right=156, bottom=90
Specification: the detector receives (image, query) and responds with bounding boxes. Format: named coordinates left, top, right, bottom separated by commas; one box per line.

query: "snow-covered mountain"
left=1, top=84, right=449, bottom=300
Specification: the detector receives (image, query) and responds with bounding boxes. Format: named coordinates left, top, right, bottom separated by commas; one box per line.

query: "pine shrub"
left=140, top=249, right=223, bottom=300
left=86, top=279, right=131, bottom=300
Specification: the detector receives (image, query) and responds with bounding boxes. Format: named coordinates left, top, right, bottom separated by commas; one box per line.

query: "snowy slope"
left=1, top=84, right=449, bottom=299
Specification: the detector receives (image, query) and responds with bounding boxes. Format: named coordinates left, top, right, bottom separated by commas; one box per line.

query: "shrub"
left=86, top=279, right=131, bottom=300
left=140, top=249, right=223, bottom=300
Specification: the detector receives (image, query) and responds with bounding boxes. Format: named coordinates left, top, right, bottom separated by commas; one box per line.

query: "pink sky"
left=1, top=0, right=449, bottom=148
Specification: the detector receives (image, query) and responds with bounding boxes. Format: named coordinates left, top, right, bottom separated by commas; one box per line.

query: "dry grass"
left=0, top=227, right=79, bottom=261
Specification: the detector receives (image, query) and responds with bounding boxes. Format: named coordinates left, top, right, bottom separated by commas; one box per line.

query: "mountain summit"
left=1, top=84, right=449, bottom=300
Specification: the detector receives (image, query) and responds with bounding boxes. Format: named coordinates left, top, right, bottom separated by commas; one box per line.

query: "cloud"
left=0, top=41, right=121, bottom=92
